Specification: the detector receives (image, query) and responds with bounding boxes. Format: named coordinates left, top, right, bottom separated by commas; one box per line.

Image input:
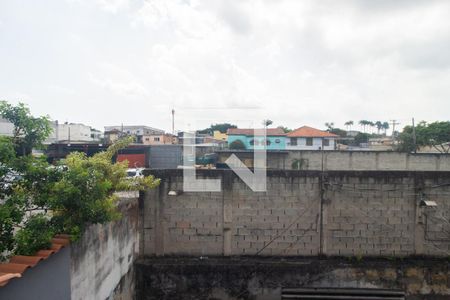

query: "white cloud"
left=1, top=0, right=450, bottom=131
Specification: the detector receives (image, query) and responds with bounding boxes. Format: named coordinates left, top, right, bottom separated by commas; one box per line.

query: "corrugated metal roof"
left=0, top=234, right=70, bottom=287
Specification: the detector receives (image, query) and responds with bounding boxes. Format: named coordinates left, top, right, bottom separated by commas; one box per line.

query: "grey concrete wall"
left=218, top=150, right=450, bottom=171
left=143, top=169, right=450, bottom=257
left=0, top=247, right=71, bottom=300
left=70, top=194, right=140, bottom=300
left=136, top=257, right=450, bottom=300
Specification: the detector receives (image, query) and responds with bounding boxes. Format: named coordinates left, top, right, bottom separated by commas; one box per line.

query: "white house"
left=1, top=118, right=101, bottom=144
left=286, top=126, right=338, bottom=150
left=0, top=118, right=15, bottom=137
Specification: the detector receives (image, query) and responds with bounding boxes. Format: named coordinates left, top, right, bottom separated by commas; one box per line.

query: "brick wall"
left=143, top=169, right=450, bottom=257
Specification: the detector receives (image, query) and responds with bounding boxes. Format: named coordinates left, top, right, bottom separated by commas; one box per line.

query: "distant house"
left=1, top=118, right=101, bottom=144
left=142, top=133, right=176, bottom=145
left=104, top=125, right=166, bottom=144
left=286, top=126, right=337, bottom=150
left=104, top=129, right=121, bottom=144
left=227, top=128, right=286, bottom=150
left=213, top=130, right=227, bottom=141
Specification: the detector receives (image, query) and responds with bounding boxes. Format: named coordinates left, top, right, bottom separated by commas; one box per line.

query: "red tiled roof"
left=227, top=128, right=286, bottom=136
left=0, top=234, right=71, bottom=287
left=287, top=126, right=338, bottom=138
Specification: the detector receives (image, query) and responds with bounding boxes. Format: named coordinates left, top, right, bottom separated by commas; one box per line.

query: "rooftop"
left=287, top=126, right=338, bottom=138
left=0, top=234, right=70, bottom=287
left=227, top=128, right=286, bottom=136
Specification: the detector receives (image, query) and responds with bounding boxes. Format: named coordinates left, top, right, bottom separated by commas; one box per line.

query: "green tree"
left=229, top=139, right=246, bottom=150
left=359, top=120, right=371, bottom=133
left=349, top=132, right=371, bottom=147
left=344, top=121, right=354, bottom=131
left=325, top=122, right=335, bottom=131
left=0, top=101, right=52, bottom=156
left=0, top=101, right=160, bottom=259
left=375, top=121, right=383, bottom=134
left=397, top=121, right=450, bottom=153
left=382, top=122, right=390, bottom=135
left=198, top=123, right=237, bottom=134
left=0, top=136, right=15, bottom=163
left=263, top=119, right=273, bottom=127
left=329, top=128, right=347, bottom=137
left=277, top=126, right=292, bottom=133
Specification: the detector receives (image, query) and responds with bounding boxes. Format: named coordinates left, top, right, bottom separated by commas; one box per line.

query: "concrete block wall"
left=143, top=169, right=450, bottom=257
left=219, top=150, right=450, bottom=171
left=286, top=151, right=450, bottom=171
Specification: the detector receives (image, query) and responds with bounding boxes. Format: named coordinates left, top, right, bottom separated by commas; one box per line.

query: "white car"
left=126, top=168, right=144, bottom=178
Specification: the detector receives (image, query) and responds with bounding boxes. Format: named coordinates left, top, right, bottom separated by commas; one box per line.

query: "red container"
left=117, top=153, right=146, bottom=168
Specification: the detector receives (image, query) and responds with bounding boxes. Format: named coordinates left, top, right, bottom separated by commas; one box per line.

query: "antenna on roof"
left=171, top=108, right=175, bottom=144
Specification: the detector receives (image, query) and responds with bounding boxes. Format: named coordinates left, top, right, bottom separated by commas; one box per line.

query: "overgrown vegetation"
left=396, top=121, right=450, bottom=153
left=291, top=158, right=308, bottom=170
left=0, top=101, right=160, bottom=259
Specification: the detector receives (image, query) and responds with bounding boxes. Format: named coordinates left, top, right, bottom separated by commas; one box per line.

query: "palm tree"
left=325, top=122, right=334, bottom=131
left=344, top=120, right=354, bottom=131
left=382, top=122, right=390, bottom=136
left=263, top=119, right=273, bottom=127
left=368, top=121, right=375, bottom=134
left=359, top=120, right=369, bottom=133
left=375, top=121, right=383, bottom=134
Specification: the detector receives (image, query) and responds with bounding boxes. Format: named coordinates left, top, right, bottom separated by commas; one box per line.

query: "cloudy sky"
left=1, top=0, right=449, bottom=132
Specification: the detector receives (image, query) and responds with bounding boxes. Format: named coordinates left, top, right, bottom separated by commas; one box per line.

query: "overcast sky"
left=1, top=0, right=450, bottom=133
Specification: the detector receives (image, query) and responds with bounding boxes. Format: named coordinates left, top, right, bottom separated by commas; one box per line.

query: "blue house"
left=227, top=128, right=286, bottom=150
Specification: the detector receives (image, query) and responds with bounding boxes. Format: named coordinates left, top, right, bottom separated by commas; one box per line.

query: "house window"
left=154, top=137, right=160, bottom=141
left=145, top=138, right=149, bottom=141
left=290, top=138, right=297, bottom=146
left=306, top=137, right=313, bottom=146
left=275, top=139, right=280, bottom=144
left=323, top=139, right=330, bottom=147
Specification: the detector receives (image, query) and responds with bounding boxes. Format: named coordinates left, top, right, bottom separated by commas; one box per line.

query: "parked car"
left=126, top=168, right=144, bottom=178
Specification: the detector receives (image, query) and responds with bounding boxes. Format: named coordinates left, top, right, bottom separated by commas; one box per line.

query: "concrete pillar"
left=154, top=181, right=167, bottom=256
left=222, top=171, right=233, bottom=256
left=413, top=176, right=425, bottom=255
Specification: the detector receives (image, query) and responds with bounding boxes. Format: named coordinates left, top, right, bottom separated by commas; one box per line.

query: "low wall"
left=70, top=193, right=141, bottom=300
left=0, top=194, right=140, bottom=300
left=143, top=169, right=450, bottom=258
left=136, top=257, right=450, bottom=300
left=70, top=195, right=139, bottom=300
left=216, top=150, right=450, bottom=171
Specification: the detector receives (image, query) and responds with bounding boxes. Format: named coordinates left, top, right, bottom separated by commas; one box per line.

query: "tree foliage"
left=277, top=126, right=292, bottom=133
left=396, top=121, right=450, bottom=153
left=263, top=119, right=273, bottom=127
left=198, top=123, right=237, bottom=134
left=0, top=101, right=52, bottom=156
left=0, top=101, right=160, bottom=260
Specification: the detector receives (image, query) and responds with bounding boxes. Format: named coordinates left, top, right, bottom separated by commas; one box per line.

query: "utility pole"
left=389, top=119, right=400, bottom=139
left=171, top=108, right=175, bottom=144
left=412, top=118, right=417, bottom=153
